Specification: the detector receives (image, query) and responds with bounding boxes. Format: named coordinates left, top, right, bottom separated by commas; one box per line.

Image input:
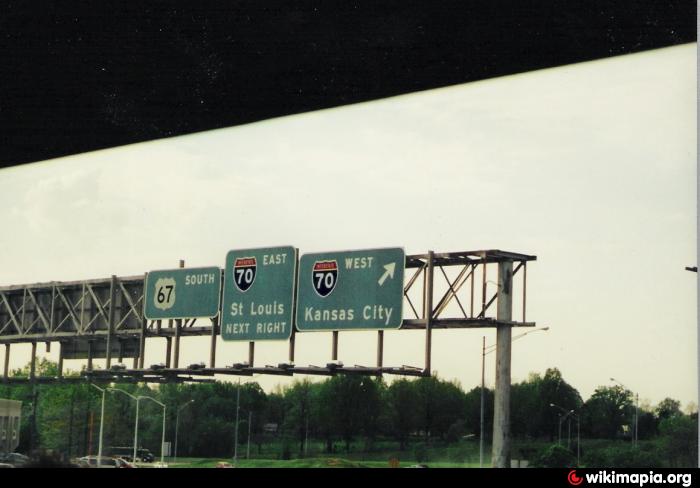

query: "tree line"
left=1, top=359, right=696, bottom=466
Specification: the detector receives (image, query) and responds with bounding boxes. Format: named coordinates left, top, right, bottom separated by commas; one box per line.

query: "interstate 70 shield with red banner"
left=312, top=260, right=338, bottom=297
left=233, top=257, right=257, bottom=292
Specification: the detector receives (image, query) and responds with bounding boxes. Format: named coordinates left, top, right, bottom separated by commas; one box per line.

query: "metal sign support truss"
left=0, top=249, right=535, bottom=385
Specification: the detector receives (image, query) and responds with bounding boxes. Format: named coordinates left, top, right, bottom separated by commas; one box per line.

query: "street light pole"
left=162, top=405, right=166, bottom=465
left=557, top=413, right=563, bottom=445
left=481, top=326, right=549, bottom=467
left=90, top=384, right=107, bottom=465
left=175, top=399, right=195, bottom=463
left=106, top=388, right=138, bottom=464
left=139, top=395, right=166, bottom=465
left=552, top=406, right=581, bottom=466
left=550, top=403, right=575, bottom=453
left=134, top=397, right=140, bottom=463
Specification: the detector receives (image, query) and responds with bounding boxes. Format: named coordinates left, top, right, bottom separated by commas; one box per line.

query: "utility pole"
left=492, top=260, right=513, bottom=468
left=480, top=336, right=485, bottom=468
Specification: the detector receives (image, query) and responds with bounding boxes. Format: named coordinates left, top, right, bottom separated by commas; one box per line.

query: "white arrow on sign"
left=378, top=262, right=396, bottom=286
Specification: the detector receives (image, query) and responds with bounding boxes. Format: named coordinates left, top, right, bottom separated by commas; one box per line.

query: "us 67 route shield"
left=296, top=247, right=405, bottom=331
left=144, top=266, right=221, bottom=320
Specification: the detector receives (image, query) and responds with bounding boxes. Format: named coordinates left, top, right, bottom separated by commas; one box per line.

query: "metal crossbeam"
left=0, top=249, right=535, bottom=383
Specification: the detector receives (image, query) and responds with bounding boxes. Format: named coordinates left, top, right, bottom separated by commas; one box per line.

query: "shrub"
left=583, top=444, right=663, bottom=468
left=532, top=444, right=576, bottom=468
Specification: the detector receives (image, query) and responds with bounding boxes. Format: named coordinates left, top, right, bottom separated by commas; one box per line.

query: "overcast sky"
left=0, top=43, right=696, bottom=408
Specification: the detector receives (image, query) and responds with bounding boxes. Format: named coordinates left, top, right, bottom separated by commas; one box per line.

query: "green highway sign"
left=221, top=246, right=297, bottom=341
left=296, top=247, right=405, bottom=331
left=144, top=266, right=221, bottom=320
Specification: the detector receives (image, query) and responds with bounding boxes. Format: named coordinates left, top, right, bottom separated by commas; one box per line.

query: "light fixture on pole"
left=89, top=383, right=107, bottom=467
left=551, top=403, right=580, bottom=466
left=550, top=403, right=573, bottom=444
left=610, top=377, right=638, bottom=447
left=106, top=387, right=138, bottom=464
left=139, top=395, right=167, bottom=465
left=175, top=399, right=195, bottom=463
left=480, top=326, right=549, bottom=467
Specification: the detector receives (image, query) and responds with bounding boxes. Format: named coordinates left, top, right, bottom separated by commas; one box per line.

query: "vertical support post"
left=139, top=314, right=147, bottom=369
left=30, top=341, right=37, bottom=380
left=174, top=260, right=184, bottom=369
left=288, top=329, right=296, bottom=363
left=248, top=342, right=255, bottom=367
left=289, top=248, right=299, bottom=364
left=481, top=262, right=487, bottom=316
left=492, top=260, right=513, bottom=468
left=80, top=283, right=86, bottom=333
left=21, top=289, right=27, bottom=333
left=165, top=337, right=172, bottom=368
left=58, top=341, right=64, bottom=378
left=210, top=316, right=217, bottom=368
left=3, top=344, right=10, bottom=379
left=424, top=251, right=434, bottom=374
left=377, top=331, right=384, bottom=368
left=522, top=262, right=527, bottom=323
left=470, top=264, right=475, bottom=318
left=331, top=331, right=338, bottom=360
left=174, top=322, right=181, bottom=368
left=118, top=340, right=124, bottom=363
left=87, top=340, right=94, bottom=371
left=50, top=285, right=56, bottom=334
left=106, top=275, right=117, bottom=369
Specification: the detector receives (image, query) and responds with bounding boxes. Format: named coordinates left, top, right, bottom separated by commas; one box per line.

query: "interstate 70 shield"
left=233, top=257, right=257, bottom=292
left=312, top=260, right=338, bottom=297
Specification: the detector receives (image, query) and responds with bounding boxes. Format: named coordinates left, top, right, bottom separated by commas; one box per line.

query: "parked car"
left=107, top=446, right=154, bottom=463
left=77, top=456, right=120, bottom=468
left=114, top=457, right=136, bottom=468
left=0, top=452, right=29, bottom=467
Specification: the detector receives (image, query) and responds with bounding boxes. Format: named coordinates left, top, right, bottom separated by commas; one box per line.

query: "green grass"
left=169, top=456, right=481, bottom=468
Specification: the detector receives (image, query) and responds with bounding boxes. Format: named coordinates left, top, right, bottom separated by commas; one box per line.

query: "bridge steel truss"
left=0, top=249, right=535, bottom=385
